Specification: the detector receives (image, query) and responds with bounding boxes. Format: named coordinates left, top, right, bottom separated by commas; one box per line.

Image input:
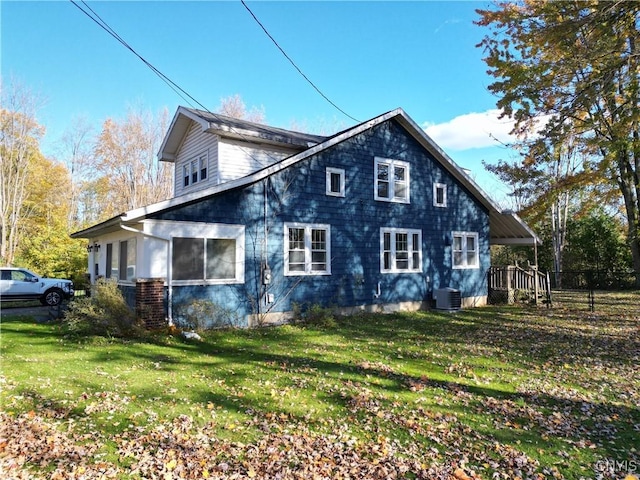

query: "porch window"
left=106, top=243, right=115, bottom=278
left=380, top=228, right=422, bottom=273
left=374, top=157, right=410, bottom=203
left=119, top=239, right=136, bottom=282
left=172, top=233, right=243, bottom=284
left=452, top=232, right=479, bottom=269
left=284, top=223, right=331, bottom=275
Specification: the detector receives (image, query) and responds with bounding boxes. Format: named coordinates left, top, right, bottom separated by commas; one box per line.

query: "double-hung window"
left=326, top=167, right=345, bottom=197
left=284, top=223, right=331, bottom=275
left=380, top=228, right=422, bottom=273
left=452, top=232, right=479, bottom=269
left=374, top=157, right=410, bottom=203
left=183, top=152, right=208, bottom=188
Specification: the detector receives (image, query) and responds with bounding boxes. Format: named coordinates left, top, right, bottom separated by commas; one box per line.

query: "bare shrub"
left=63, top=279, right=143, bottom=337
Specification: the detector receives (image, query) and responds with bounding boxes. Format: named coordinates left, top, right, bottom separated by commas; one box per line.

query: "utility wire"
left=71, top=0, right=208, bottom=113
left=240, top=0, right=360, bottom=123
left=68, top=0, right=293, bottom=169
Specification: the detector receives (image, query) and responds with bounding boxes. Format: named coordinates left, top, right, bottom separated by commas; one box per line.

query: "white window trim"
left=183, top=164, right=190, bottom=187
left=380, top=227, right=422, bottom=273
left=433, top=182, right=447, bottom=207
left=452, top=231, right=479, bottom=270
left=183, top=151, right=209, bottom=189
left=284, top=223, right=331, bottom=276
left=326, top=167, right=345, bottom=197
left=120, top=237, right=137, bottom=284
left=374, top=157, right=410, bottom=204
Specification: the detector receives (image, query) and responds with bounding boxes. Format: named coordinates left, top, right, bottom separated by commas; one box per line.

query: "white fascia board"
left=506, top=212, right=542, bottom=244
left=395, top=110, right=541, bottom=245
left=128, top=107, right=540, bottom=245
left=69, top=216, right=124, bottom=238
left=491, top=237, right=538, bottom=245
left=157, top=106, right=211, bottom=162
left=394, top=111, right=504, bottom=215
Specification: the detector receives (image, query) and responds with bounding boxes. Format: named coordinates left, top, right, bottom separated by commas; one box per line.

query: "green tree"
left=484, top=132, right=606, bottom=285
left=477, top=1, right=640, bottom=281
left=564, top=208, right=632, bottom=273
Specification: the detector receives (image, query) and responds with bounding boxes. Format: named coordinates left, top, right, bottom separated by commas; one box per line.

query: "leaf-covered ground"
left=1, top=294, right=639, bottom=479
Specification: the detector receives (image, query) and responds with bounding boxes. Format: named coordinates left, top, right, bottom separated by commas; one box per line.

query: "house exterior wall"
left=152, top=119, right=490, bottom=327
left=217, top=139, right=296, bottom=183
left=172, top=122, right=300, bottom=198
left=174, top=121, right=219, bottom=196
left=87, top=230, right=142, bottom=284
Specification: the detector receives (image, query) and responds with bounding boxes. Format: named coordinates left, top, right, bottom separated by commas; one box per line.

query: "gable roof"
left=158, top=107, right=328, bottom=162
left=73, top=108, right=540, bottom=245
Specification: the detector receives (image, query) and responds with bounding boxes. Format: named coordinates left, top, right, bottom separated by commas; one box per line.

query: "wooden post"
left=533, top=265, right=539, bottom=305
left=507, top=265, right=514, bottom=304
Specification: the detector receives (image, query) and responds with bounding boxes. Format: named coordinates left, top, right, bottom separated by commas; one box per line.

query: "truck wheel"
left=41, top=288, right=63, bottom=306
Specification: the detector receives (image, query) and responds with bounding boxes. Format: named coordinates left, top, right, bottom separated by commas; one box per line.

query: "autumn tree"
left=16, top=153, right=87, bottom=282
left=58, top=116, right=95, bottom=229
left=0, top=78, right=45, bottom=266
left=217, top=94, right=265, bottom=123
left=485, top=132, right=601, bottom=284
left=477, top=1, right=640, bottom=282
left=92, top=107, right=172, bottom=218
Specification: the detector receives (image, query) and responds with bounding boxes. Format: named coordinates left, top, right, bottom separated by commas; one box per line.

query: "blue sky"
left=2, top=0, right=520, bottom=205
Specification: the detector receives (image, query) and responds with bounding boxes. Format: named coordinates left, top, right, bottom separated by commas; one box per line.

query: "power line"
left=70, top=0, right=208, bottom=113
left=240, top=0, right=360, bottom=123
left=68, top=0, right=292, bottom=169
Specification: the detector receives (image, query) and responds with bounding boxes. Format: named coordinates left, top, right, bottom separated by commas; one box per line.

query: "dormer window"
left=183, top=165, right=190, bottom=187
left=184, top=152, right=208, bottom=188
left=200, top=156, right=208, bottom=180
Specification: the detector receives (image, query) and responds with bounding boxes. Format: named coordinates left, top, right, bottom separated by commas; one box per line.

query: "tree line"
left=0, top=78, right=173, bottom=284
left=477, top=0, right=639, bottom=286
left=0, top=86, right=269, bottom=285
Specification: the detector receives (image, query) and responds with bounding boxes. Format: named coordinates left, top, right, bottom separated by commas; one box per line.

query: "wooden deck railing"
left=488, top=265, right=551, bottom=305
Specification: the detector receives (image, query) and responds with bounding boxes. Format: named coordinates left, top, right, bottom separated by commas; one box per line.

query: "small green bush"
left=291, top=302, right=337, bottom=328
left=63, top=279, right=144, bottom=338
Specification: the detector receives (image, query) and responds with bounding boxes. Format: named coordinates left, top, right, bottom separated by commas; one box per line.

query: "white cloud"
left=422, top=109, right=518, bottom=151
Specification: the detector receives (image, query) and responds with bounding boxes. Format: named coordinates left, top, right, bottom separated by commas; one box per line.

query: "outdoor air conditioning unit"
left=434, top=287, right=461, bottom=311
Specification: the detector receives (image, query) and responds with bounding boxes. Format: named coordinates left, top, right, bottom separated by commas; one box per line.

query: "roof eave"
left=93, top=107, right=539, bottom=246
left=157, top=106, right=210, bottom=163
left=393, top=111, right=540, bottom=245
left=70, top=215, right=125, bottom=239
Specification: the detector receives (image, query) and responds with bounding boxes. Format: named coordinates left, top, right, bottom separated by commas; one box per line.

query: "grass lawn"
left=1, top=294, right=639, bottom=479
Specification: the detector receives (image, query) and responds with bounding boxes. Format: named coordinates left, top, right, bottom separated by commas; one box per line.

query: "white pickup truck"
left=0, top=267, right=74, bottom=306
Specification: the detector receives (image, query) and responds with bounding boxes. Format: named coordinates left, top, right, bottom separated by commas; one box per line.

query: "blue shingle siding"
left=153, top=119, right=490, bottom=325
